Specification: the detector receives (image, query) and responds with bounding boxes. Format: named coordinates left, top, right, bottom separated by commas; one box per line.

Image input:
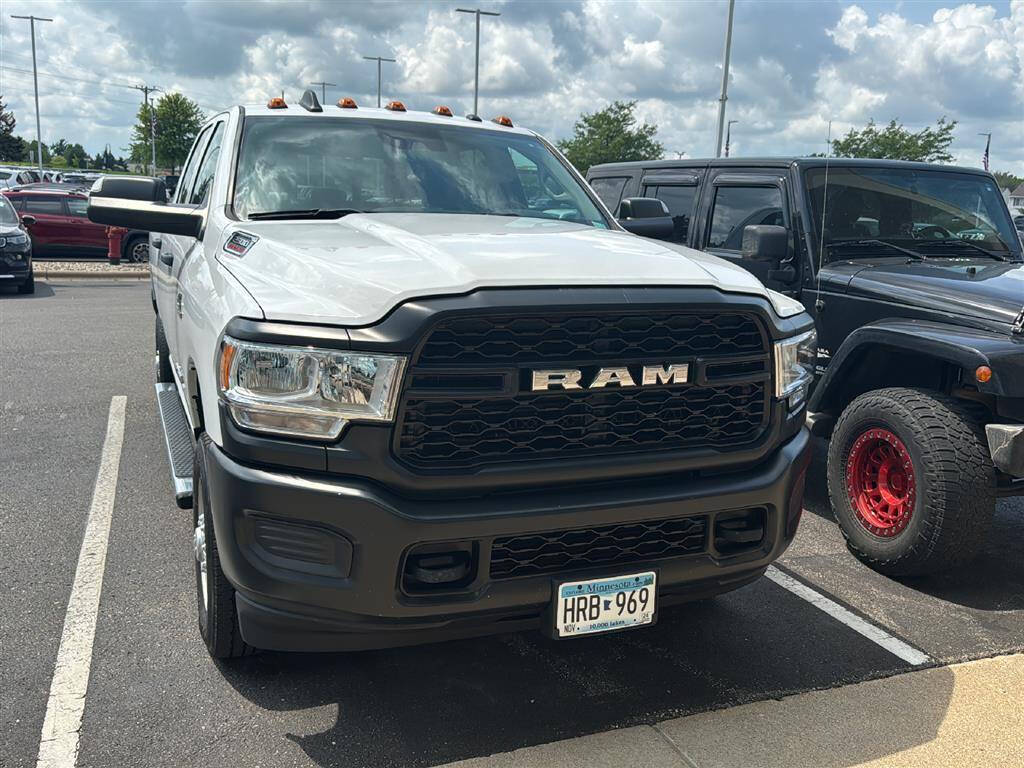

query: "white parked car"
left=89, top=91, right=815, bottom=660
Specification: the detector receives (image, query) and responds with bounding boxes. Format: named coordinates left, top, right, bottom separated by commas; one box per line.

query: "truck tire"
left=155, top=317, right=174, bottom=383
left=193, top=433, right=255, bottom=659
left=828, top=387, right=995, bottom=576
left=17, top=269, right=34, bottom=294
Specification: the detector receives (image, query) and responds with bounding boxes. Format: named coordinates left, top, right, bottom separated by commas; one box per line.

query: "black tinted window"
left=189, top=122, right=225, bottom=206
left=708, top=186, right=783, bottom=249
left=647, top=185, right=697, bottom=243
left=23, top=196, right=64, bottom=215
left=588, top=177, right=628, bottom=213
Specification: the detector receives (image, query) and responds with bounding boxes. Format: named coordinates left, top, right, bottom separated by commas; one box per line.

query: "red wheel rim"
left=846, top=428, right=915, bottom=537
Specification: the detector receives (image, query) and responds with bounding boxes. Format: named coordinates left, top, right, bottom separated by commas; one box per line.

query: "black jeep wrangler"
left=587, top=157, right=1024, bottom=575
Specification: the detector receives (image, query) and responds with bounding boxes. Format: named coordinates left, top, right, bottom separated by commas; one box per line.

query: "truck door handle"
left=160, top=252, right=174, bottom=266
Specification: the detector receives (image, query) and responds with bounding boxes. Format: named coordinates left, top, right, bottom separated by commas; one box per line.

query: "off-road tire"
left=194, top=433, right=255, bottom=659
left=155, top=317, right=174, bottom=383
left=828, top=387, right=995, bottom=576
left=17, top=270, right=34, bottom=294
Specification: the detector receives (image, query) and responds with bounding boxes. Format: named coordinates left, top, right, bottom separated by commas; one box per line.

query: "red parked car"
left=1, top=187, right=150, bottom=262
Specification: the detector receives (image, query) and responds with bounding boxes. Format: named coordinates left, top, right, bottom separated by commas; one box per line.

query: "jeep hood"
left=216, top=213, right=770, bottom=326
left=838, top=258, right=1024, bottom=328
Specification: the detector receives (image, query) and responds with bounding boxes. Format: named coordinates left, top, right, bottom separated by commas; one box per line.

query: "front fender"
left=809, top=319, right=1024, bottom=412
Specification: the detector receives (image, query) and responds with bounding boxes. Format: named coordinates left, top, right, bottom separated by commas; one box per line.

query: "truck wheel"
left=828, top=388, right=995, bottom=576
left=124, top=234, right=149, bottom=263
left=155, top=318, right=174, bottom=383
left=193, top=433, right=255, bottom=659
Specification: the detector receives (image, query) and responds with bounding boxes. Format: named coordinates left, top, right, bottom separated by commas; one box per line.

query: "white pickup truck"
left=89, top=90, right=815, bottom=659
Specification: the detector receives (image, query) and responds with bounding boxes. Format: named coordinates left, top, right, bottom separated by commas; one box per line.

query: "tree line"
left=0, top=92, right=204, bottom=175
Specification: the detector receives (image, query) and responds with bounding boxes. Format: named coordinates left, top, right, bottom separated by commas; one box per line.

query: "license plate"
left=555, top=571, right=656, bottom=638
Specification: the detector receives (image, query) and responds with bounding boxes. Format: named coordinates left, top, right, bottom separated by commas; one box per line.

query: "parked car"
left=2, top=187, right=149, bottom=261
left=88, top=92, right=815, bottom=659
left=587, top=156, right=1024, bottom=575
left=0, top=193, right=34, bottom=293
left=0, top=167, right=38, bottom=188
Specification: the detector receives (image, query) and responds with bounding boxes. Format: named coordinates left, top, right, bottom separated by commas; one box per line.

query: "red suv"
left=2, top=187, right=149, bottom=262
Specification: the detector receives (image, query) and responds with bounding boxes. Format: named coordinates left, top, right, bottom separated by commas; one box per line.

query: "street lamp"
left=10, top=14, right=53, bottom=173
left=725, top=120, right=739, bottom=158
left=456, top=7, right=500, bottom=116
left=362, top=56, right=396, bottom=108
left=714, top=0, right=736, bottom=158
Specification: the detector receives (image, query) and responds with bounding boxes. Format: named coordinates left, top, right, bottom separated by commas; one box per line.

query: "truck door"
left=698, top=170, right=797, bottom=293
left=154, top=122, right=216, bottom=374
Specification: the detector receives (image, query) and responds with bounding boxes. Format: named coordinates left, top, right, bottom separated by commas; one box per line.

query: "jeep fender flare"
left=809, top=319, right=1015, bottom=414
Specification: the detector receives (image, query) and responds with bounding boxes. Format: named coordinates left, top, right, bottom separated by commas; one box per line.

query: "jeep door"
left=641, top=171, right=702, bottom=246
left=696, top=169, right=797, bottom=293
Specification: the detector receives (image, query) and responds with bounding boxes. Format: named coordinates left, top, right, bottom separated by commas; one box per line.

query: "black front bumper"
left=204, top=427, right=812, bottom=652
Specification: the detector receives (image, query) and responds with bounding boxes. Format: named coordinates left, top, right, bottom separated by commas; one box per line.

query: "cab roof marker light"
left=432, top=105, right=453, bottom=117
left=337, top=97, right=358, bottom=109
left=385, top=101, right=406, bottom=112
left=267, top=97, right=287, bottom=109
left=491, top=115, right=514, bottom=127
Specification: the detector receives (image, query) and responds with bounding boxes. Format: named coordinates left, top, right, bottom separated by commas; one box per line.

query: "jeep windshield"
left=806, top=166, right=1020, bottom=262
left=233, top=116, right=609, bottom=228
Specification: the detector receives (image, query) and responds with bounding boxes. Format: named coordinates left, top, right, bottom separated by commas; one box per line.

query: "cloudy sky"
left=1, top=0, right=1022, bottom=172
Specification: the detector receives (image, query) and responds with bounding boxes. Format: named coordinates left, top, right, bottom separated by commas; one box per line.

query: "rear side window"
left=23, top=196, right=64, bottom=215
left=588, top=177, right=628, bottom=213
left=175, top=124, right=213, bottom=204
left=66, top=198, right=89, bottom=218
left=707, top=186, right=784, bottom=250
left=189, top=122, right=225, bottom=206
left=646, top=185, right=697, bottom=243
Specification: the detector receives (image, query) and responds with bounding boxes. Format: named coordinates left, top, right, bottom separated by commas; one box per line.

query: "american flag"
left=982, top=134, right=991, bottom=171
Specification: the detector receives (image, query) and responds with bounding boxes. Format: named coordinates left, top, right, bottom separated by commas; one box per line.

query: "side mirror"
left=741, top=224, right=788, bottom=263
left=87, top=175, right=202, bottom=238
left=20, top=214, right=36, bottom=228
left=617, top=197, right=674, bottom=241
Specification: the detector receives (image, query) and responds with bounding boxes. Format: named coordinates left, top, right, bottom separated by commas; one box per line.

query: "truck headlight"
left=774, top=329, right=816, bottom=410
left=218, top=336, right=406, bottom=440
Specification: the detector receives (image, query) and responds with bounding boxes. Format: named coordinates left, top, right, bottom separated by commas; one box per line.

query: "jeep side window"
left=189, top=122, right=225, bottom=207
left=707, top=186, right=784, bottom=250
left=175, top=124, right=213, bottom=205
left=589, top=177, right=628, bottom=214
left=645, top=185, right=697, bottom=243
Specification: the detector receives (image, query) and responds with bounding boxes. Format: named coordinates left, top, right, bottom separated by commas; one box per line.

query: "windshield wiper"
left=913, top=239, right=1007, bottom=261
left=826, top=239, right=926, bottom=261
left=247, top=208, right=363, bottom=221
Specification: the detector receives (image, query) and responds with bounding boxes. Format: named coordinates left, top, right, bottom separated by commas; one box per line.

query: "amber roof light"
left=491, top=115, right=514, bottom=127
left=385, top=100, right=407, bottom=112
left=267, top=97, right=287, bottom=109
left=432, top=105, right=453, bottom=117
left=337, top=97, right=358, bottom=109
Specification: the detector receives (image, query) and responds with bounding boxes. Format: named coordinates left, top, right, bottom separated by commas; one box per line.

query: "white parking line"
left=36, top=396, right=127, bottom=768
left=765, top=565, right=932, bottom=666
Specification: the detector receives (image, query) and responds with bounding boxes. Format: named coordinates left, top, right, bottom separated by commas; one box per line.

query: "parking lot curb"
left=36, top=270, right=148, bottom=281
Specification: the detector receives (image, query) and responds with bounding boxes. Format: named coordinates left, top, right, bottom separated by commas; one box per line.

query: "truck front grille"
left=490, top=515, right=709, bottom=579
left=395, top=308, right=771, bottom=471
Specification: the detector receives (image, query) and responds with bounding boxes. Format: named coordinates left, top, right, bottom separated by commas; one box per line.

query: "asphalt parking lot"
left=2, top=280, right=1022, bottom=768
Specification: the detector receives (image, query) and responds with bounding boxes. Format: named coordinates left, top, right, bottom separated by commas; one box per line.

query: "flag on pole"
left=982, top=134, right=991, bottom=171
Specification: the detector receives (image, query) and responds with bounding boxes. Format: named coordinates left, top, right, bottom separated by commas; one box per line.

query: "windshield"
left=806, top=167, right=1019, bottom=260
left=233, top=116, right=609, bottom=227
left=0, top=195, right=18, bottom=225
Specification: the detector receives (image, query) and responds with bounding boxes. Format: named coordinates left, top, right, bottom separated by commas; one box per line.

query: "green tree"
left=0, top=96, right=27, bottom=161
left=64, top=142, right=89, bottom=168
left=829, top=117, right=958, bottom=163
left=130, top=93, right=204, bottom=174
left=556, top=100, right=663, bottom=175
left=992, top=171, right=1024, bottom=191
left=49, top=138, right=70, bottom=157
left=129, top=101, right=157, bottom=172
left=23, top=139, right=51, bottom=165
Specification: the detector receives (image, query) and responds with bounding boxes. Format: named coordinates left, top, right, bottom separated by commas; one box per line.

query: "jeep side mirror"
left=741, top=224, right=788, bottom=263
left=617, top=197, right=674, bottom=241
left=87, top=175, right=203, bottom=238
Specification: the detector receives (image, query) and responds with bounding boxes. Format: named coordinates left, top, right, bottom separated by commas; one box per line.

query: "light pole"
left=456, top=7, right=500, bottom=116
left=725, top=120, right=739, bottom=158
left=362, top=56, right=396, bottom=108
left=10, top=14, right=53, bottom=173
left=309, top=81, right=337, bottom=104
left=978, top=132, right=991, bottom=171
left=132, top=85, right=161, bottom=175
left=714, top=0, right=736, bottom=158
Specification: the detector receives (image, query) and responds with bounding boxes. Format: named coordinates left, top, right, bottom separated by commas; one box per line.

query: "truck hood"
left=841, top=258, right=1024, bottom=328
left=216, top=213, right=770, bottom=326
